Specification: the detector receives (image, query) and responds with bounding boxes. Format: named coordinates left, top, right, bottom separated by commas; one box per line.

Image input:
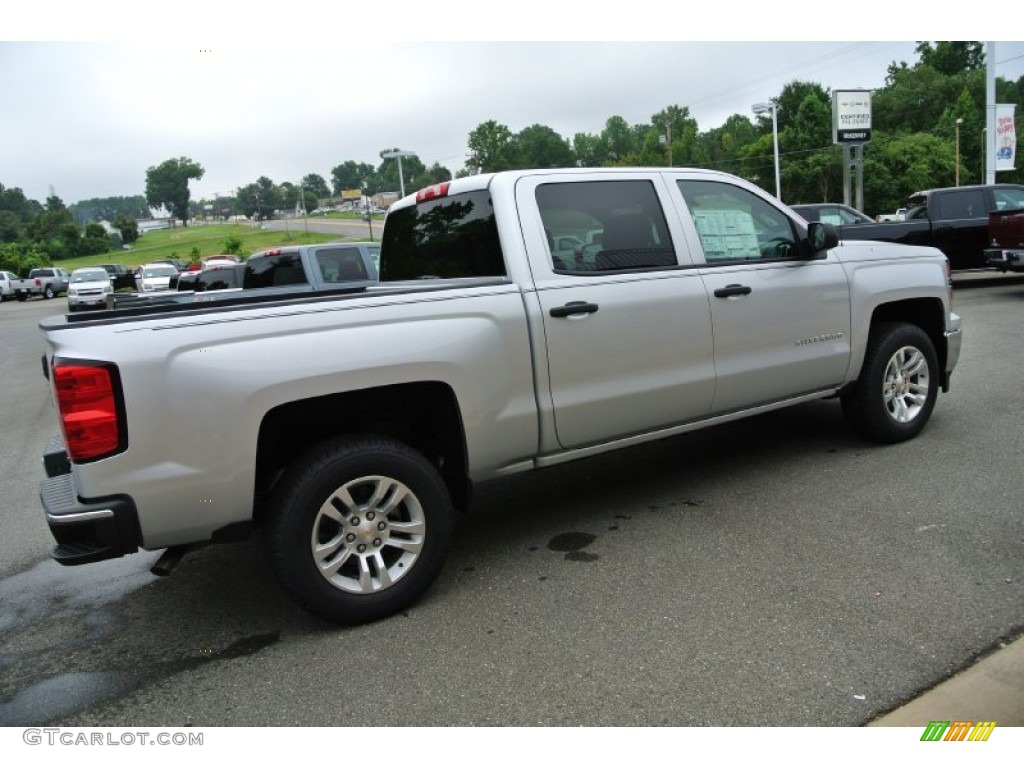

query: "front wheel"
left=841, top=322, right=938, bottom=443
left=265, top=436, right=454, bottom=624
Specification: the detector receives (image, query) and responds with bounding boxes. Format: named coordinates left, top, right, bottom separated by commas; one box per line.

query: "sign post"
left=832, top=90, right=872, bottom=214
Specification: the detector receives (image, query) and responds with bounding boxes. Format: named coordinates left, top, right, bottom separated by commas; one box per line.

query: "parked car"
left=0, top=270, right=18, bottom=301
left=67, top=267, right=114, bottom=312
left=176, top=264, right=244, bottom=293
left=876, top=208, right=908, bottom=222
left=833, top=184, right=1024, bottom=270
left=9, top=267, right=72, bottom=300
left=35, top=167, right=961, bottom=625
left=790, top=203, right=874, bottom=226
left=985, top=205, right=1024, bottom=272
left=134, top=263, right=179, bottom=292
left=153, top=258, right=188, bottom=272
left=97, top=264, right=136, bottom=291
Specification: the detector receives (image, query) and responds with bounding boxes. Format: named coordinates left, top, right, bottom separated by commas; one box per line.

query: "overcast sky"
left=4, top=8, right=1022, bottom=205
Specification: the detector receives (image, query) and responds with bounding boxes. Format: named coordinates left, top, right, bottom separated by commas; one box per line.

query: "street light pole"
left=955, top=118, right=964, bottom=186
left=380, top=149, right=417, bottom=198
left=752, top=101, right=781, bottom=201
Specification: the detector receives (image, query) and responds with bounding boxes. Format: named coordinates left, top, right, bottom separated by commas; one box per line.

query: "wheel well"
left=870, top=298, right=947, bottom=376
left=255, top=382, right=469, bottom=516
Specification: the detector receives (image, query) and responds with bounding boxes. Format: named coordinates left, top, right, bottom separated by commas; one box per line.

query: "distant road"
left=260, top=216, right=383, bottom=241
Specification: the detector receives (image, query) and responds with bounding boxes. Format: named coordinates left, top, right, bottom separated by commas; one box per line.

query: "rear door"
left=928, top=188, right=990, bottom=270
left=516, top=172, right=716, bottom=450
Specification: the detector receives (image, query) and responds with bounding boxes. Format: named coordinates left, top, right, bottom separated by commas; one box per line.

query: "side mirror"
left=808, top=222, right=838, bottom=252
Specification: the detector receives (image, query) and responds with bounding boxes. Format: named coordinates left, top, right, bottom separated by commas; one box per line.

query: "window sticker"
left=692, top=210, right=759, bottom=260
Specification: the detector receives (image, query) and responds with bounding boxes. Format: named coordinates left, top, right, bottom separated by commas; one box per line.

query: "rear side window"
left=316, top=247, right=373, bottom=282
left=935, top=190, right=987, bottom=219
left=536, top=180, right=676, bottom=272
left=993, top=187, right=1024, bottom=211
left=196, top=267, right=241, bottom=291
left=244, top=252, right=309, bottom=288
left=380, top=190, right=504, bottom=280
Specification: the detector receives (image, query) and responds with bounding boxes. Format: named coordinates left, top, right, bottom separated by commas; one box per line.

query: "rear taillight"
left=416, top=182, right=450, bottom=203
left=53, top=363, right=125, bottom=461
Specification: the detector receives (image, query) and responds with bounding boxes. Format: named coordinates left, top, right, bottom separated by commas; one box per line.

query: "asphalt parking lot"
left=0, top=276, right=1022, bottom=727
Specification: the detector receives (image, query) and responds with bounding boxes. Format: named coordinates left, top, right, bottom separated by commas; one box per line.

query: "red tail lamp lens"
left=416, top=182, right=450, bottom=203
left=54, top=364, right=123, bottom=461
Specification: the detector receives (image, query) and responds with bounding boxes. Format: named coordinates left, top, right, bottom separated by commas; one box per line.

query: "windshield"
left=143, top=265, right=178, bottom=278
left=72, top=270, right=109, bottom=283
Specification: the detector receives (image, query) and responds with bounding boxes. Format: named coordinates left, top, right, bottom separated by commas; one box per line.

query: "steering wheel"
left=760, top=237, right=793, bottom=259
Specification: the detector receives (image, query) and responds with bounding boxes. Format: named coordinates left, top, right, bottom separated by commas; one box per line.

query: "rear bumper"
left=984, top=248, right=1024, bottom=272
left=41, top=435, right=141, bottom=565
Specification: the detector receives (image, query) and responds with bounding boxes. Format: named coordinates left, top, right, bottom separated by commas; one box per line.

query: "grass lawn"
left=59, top=223, right=345, bottom=271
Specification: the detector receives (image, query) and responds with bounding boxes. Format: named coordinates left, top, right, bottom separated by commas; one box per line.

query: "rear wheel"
left=841, top=322, right=938, bottom=443
left=43, top=286, right=54, bottom=299
left=265, top=436, right=454, bottom=624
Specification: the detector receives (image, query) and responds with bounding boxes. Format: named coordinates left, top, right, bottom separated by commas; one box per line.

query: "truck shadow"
left=0, top=399, right=874, bottom=725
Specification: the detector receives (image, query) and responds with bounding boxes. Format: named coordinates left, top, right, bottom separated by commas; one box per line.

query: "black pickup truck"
left=837, top=184, right=1024, bottom=270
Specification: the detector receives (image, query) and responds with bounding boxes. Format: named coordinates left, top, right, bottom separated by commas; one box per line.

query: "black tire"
left=43, top=286, right=54, bottom=299
left=265, top=435, right=454, bottom=624
left=841, top=322, right=938, bottom=444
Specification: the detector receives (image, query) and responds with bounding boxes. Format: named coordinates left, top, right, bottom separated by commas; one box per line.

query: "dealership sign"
left=832, top=90, right=872, bottom=143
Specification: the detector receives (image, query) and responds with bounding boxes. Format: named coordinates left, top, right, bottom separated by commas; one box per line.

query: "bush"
left=0, top=242, right=51, bottom=274
left=223, top=235, right=243, bottom=255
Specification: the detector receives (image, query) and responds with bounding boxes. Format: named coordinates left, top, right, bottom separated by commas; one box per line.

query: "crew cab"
left=12, top=267, right=71, bottom=300
left=35, top=168, right=962, bottom=625
left=835, top=184, right=1024, bottom=270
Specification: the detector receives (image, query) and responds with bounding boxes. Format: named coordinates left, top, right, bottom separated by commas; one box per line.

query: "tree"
left=914, top=41, right=985, bottom=77
left=145, top=157, right=205, bottom=226
left=0, top=210, right=25, bottom=243
left=331, top=161, right=375, bottom=195
left=302, top=174, right=330, bottom=199
left=510, top=124, right=574, bottom=168
left=114, top=213, right=139, bottom=244
left=651, top=105, right=699, bottom=166
left=236, top=176, right=279, bottom=220
left=69, top=195, right=149, bottom=224
left=465, top=120, right=515, bottom=173
left=572, top=132, right=607, bottom=167
left=0, top=183, right=43, bottom=222
left=601, top=116, right=637, bottom=164
left=81, top=223, right=111, bottom=256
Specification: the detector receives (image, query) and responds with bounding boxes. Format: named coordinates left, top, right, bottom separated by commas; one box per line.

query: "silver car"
left=67, top=267, right=113, bottom=311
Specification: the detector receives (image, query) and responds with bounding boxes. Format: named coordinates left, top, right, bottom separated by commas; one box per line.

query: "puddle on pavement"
left=547, top=532, right=599, bottom=561
left=0, top=555, right=160, bottom=633
left=0, top=670, right=135, bottom=726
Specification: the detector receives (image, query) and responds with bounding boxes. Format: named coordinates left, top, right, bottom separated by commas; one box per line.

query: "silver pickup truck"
left=35, top=168, right=962, bottom=624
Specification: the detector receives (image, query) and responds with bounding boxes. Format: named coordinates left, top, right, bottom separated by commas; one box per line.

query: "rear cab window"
left=380, top=190, right=504, bottom=280
left=244, top=252, right=309, bottom=288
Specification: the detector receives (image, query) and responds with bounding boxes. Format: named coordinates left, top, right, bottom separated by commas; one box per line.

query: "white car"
left=67, top=267, right=113, bottom=311
left=0, top=270, right=19, bottom=301
left=135, top=263, right=179, bottom=292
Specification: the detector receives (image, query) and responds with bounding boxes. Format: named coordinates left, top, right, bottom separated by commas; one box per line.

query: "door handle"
left=549, top=301, right=600, bottom=318
left=714, top=284, right=752, bottom=298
